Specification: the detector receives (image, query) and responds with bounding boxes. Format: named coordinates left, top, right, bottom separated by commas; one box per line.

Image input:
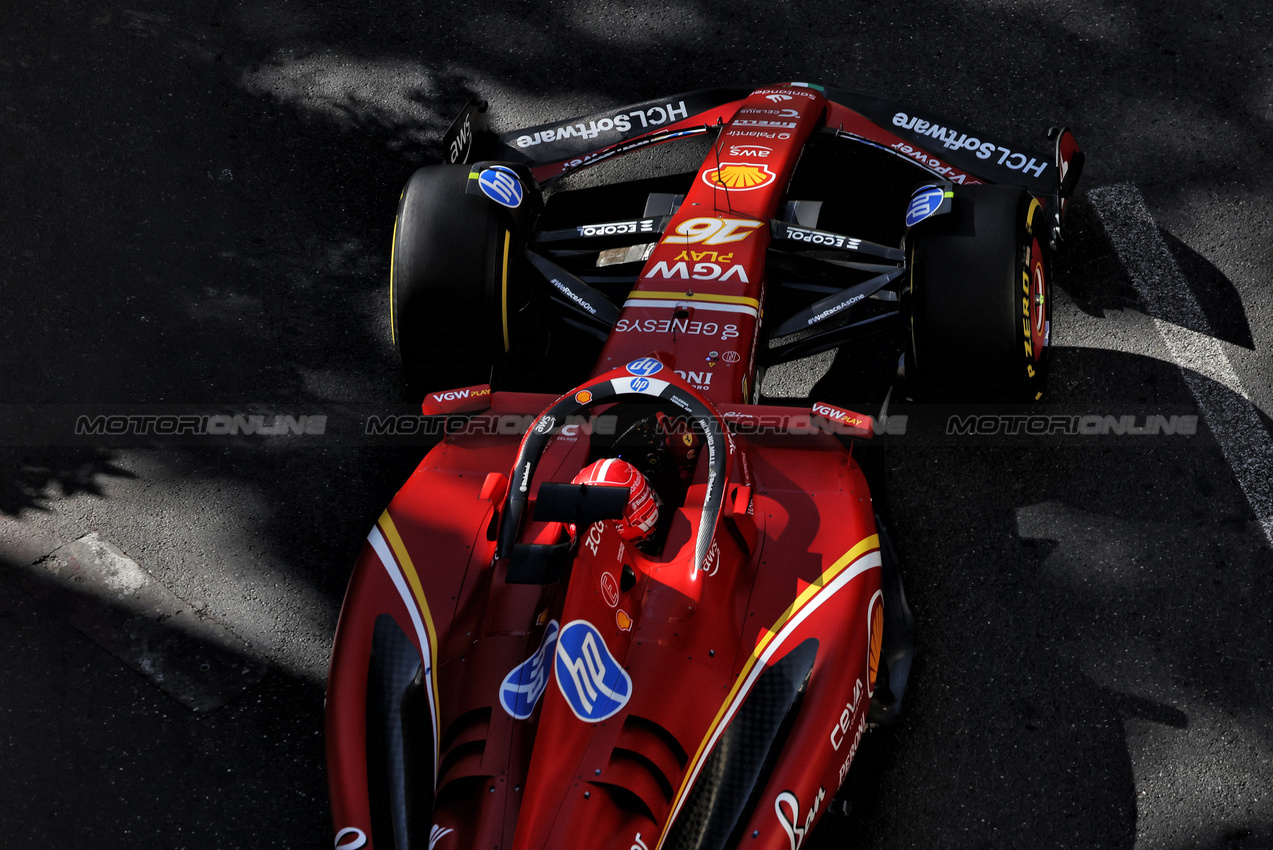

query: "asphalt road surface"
left=2, top=2, right=1271, bottom=848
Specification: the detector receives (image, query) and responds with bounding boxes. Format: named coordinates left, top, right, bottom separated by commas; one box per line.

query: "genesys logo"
left=614, top=317, right=741, bottom=340
left=500, top=620, right=560, bottom=719
left=555, top=620, right=632, bottom=721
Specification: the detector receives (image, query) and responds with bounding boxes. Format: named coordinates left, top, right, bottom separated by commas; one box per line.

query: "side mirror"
left=480, top=472, right=509, bottom=504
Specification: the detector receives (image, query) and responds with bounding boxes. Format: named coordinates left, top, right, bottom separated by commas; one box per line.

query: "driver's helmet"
left=571, top=458, right=660, bottom=542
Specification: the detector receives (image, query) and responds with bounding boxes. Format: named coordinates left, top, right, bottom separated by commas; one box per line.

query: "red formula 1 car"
left=326, top=83, right=1083, bottom=850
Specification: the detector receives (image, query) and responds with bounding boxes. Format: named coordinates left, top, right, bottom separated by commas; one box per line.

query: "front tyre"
left=390, top=164, right=521, bottom=393
left=906, top=184, right=1051, bottom=402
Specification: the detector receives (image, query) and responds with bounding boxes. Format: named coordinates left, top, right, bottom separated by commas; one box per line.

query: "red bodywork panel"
left=327, top=84, right=898, bottom=850
left=594, top=86, right=828, bottom=406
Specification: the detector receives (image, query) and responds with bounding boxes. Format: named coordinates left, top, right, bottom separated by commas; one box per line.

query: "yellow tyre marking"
left=1025, top=197, right=1042, bottom=235
left=501, top=229, right=511, bottom=353
left=389, top=215, right=400, bottom=345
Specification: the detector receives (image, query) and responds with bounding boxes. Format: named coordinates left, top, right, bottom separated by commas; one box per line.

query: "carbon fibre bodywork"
left=328, top=81, right=1080, bottom=850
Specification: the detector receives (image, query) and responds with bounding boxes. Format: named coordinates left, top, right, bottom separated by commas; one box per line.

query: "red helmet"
left=571, top=458, right=660, bottom=541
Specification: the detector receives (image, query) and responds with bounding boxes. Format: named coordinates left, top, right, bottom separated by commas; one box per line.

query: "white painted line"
left=1089, top=183, right=1273, bottom=547
left=15, top=532, right=269, bottom=711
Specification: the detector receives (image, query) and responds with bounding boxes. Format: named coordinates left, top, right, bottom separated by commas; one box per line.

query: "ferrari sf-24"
left=325, top=81, right=1083, bottom=850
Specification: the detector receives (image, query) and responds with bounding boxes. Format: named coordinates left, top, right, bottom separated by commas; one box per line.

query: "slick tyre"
left=390, top=164, right=521, bottom=393
left=906, top=184, right=1051, bottom=402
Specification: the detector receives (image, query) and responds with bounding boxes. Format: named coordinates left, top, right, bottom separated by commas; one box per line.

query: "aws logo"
left=701, top=162, right=776, bottom=191
left=728, top=144, right=772, bottom=158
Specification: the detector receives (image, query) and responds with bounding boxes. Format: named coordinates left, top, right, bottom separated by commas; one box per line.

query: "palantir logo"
left=478, top=165, right=524, bottom=208
left=499, top=620, right=559, bottom=719
left=554, top=620, right=632, bottom=722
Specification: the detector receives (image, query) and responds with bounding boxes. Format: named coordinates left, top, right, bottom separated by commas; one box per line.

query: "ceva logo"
left=555, top=620, right=632, bottom=722
left=499, top=620, right=559, bottom=719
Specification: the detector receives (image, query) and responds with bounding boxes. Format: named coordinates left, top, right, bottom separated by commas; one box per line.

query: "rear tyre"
left=906, top=184, right=1051, bottom=402
left=390, top=164, right=523, bottom=393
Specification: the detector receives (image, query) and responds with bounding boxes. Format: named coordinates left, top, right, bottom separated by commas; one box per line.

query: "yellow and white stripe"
left=623, top=291, right=760, bottom=318
left=657, top=534, right=881, bottom=849
left=367, top=510, right=442, bottom=788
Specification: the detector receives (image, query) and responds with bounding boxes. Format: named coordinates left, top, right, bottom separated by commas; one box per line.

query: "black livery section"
left=365, top=615, right=434, bottom=850
left=665, top=640, right=820, bottom=850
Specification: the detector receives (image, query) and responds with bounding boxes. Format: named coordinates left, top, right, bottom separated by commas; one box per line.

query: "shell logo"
left=866, top=590, right=884, bottom=697
left=701, top=162, right=776, bottom=191
left=575, top=390, right=593, bottom=404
